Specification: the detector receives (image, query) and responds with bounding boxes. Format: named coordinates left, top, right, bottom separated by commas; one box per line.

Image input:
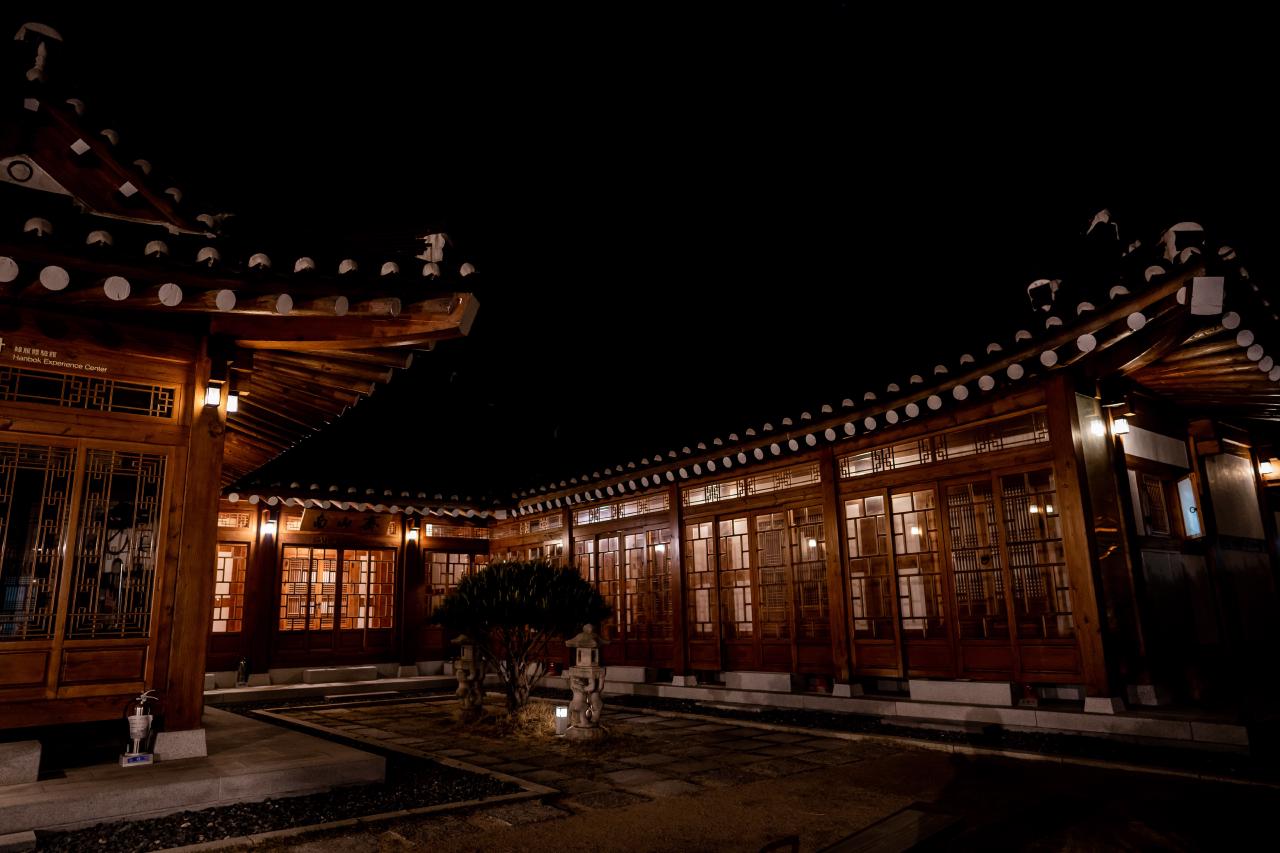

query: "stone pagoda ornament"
left=565, top=624, right=608, bottom=741
left=452, top=634, right=485, bottom=722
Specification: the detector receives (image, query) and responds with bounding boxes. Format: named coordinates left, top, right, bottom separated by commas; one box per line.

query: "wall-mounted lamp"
left=204, top=383, right=222, bottom=407
left=261, top=509, right=278, bottom=537
left=1112, top=417, right=1130, bottom=436
left=1261, top=460, right=1275, bottom=476
left=406, top=518, right=420, bottom=542
left=226, top=386, right=239, bottom=414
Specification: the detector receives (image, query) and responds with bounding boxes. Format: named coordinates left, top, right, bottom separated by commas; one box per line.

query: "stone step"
left=323, top=691, right=401, bottom=703
left=302, top=665, right=378, bottom=684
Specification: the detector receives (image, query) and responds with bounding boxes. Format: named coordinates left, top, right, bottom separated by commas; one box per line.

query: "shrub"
left=432, top=560, right=611, bottom=711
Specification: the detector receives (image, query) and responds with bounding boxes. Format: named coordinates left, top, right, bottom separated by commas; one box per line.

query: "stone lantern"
left=564, top=624, right=607, bottom=740
left=452, top=633, right=485, bottom=721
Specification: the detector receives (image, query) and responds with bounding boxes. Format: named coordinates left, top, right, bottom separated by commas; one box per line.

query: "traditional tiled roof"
left=0, top=23, right=482, bottom=485
left=508, top=216, right=1273, bottom=515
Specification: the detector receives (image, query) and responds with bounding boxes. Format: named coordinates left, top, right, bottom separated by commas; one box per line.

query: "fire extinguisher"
left=120, top=689, right=161, bottom=767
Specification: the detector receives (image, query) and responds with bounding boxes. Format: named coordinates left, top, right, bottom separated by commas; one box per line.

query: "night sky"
left=5, top=6, right=1276, bottom=501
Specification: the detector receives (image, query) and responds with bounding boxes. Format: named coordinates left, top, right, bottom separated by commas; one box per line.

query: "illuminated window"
left=211, top=543, right=248, bottom=632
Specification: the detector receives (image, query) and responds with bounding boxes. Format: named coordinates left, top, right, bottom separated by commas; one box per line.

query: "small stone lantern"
left=564, top=624, right=607, bottom=740
left=452, top=633, right=485, bottom=721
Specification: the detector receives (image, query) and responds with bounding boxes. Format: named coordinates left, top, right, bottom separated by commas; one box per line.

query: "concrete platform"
left=204, top=673, right=460, bottom=706
left=0, top=707, right=384, bottom=834
left=566, top=678, right=1251, bottom=750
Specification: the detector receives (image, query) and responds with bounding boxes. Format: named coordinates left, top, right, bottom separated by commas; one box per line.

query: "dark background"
left=5, top=5, right=1276, bottom=501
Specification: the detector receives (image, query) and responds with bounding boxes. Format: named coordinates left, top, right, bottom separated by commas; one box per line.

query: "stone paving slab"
left=603, top=768, right=669, bottom=786
left=619, top=753, right=679, bottom=766
left=757, top=744, right=820, bottom=757
left=629, top=778, right=702, bottom=798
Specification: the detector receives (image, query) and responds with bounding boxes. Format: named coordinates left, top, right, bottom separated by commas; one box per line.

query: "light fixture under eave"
left=226, top=387, right=239, bottom=413
left=406, top=518, right=420, bottom=542
left=1112, top=417, right=1130, bottom=436
left=204, top=383, right=222, bottom=407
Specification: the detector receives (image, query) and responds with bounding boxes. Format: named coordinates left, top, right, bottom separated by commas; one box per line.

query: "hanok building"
left=2, top=22, right=1279, bottom=757
left=222, top=216, right=1279, bottom=735
left=0, top=23, right=480, bottom=751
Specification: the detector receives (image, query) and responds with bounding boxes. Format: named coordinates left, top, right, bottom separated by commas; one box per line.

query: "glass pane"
left=66, top=449, right=166, bottom=640
left=0, top=442, right=75, bottom=641
left=1177, top=476, right=1202, bottom=538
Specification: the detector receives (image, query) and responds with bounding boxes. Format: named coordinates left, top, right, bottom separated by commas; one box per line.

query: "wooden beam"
left=212, top=312, right=473, bottom=351
left=323, top=349, right=415, bottom=369
left=252, top=359, right=376, bottom=396
left=255, top=351, right=395, bottom=384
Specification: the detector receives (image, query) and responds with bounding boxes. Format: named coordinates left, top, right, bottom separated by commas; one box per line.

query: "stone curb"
left=156, top=789, right=549, bottom=852
left=604, top=703, right=1280, bottom=790
left=145, top=699, right=560, bottom=853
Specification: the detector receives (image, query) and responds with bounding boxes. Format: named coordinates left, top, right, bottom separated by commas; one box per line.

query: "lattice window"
left=719, top=517, right=753, bottom=639
left=65, top=449, right=166, bottom=640
left=217, top=511, right=251, bottom=529
left=279, top=546, right=337, bottom=632
left=755, top=512, right=790, bottom=640
left=490, top=521, right=523, bottom=540
left=682, top=479, right=744, bottom=507
left=789, top=506, right=829, bottom=641
left=0, top=441, right=76, bottom=641
left=935, top=411, right=1050, bottom=460
left=622, top=528, right=672, bottom=641
left=946, top=480, right=1007, bottom=640
left=1001, top=470, right=1072, bottom=639
left=747, top=463, right=821, bottom=497
left=619, top=493, right=669, bottom=518
left=283, top=511, right=303, bottom=532
left=0, top=367, right=176, bottom=418
left=573, top=538, right=595, bottom=583
left=683, top=522, right=716, bottom=639
left=427, top=551, right=472, bottom=616
left=1139, top=474, right=1172, bottom=536
left=841, top=410, right=1051, bottom=479
left=596, top=536, right=622, bottom=638
left=845, top=494, right=893, bottom=640
left=421, top=523, right=489, bottom=539
left=340, top=549, right=396, bottom=629
left=211, top=542, right=248, bottom=633
left=890, top=488, right=945, bottom=639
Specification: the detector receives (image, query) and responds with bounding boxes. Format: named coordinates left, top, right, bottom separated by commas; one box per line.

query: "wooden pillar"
left=667, top=483, right=688, bottom=676
left=247, top=510, right=278, bottom=673
left=164, top=347, right=227, bottom=730
left=819, top=447, right=854, bottom=683
left=1045, top=375, right=1112, bottom=697
left=232, top=508, right=263, bottom=674
left=398, top=518, right=425, bottom=666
